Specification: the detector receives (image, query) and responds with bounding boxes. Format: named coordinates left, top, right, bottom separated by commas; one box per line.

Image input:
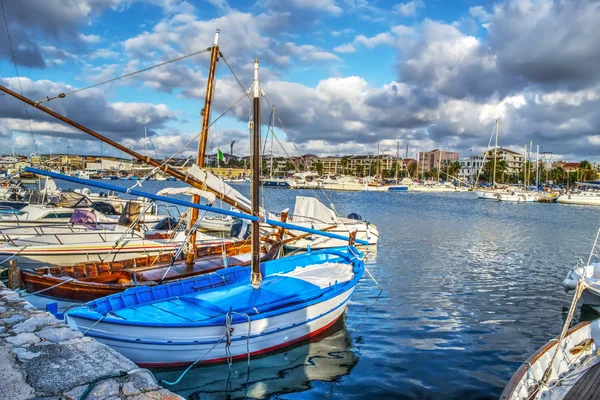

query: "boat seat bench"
left=112, top=274, right=329, bottom=322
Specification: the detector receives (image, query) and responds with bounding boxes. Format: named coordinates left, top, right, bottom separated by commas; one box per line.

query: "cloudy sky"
left=0, top=0, right=598, bottom=162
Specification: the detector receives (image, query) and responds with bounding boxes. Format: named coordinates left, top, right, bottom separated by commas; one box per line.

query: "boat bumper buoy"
left=562, top=278, right=578, bottom=291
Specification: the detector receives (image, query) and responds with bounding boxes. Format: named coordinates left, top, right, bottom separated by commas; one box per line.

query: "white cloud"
left=392, top=0, right=425, bottom=17
left=333, top=43, right=356, bottom=53
left=334, top=31, right=396, bottom=53
left=88, top=48, right=119, bottom=59
left=79, top=33, right=101, bottom=44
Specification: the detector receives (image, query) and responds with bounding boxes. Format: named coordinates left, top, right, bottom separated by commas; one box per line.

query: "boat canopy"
left=292, top=196, right=339, bottom=224
left=156, top=187, right=216, bottom=203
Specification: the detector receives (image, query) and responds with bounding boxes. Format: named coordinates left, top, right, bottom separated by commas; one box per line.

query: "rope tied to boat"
left=225, top=310, right=252, bottom=372
left=533, top=227, right=600, bottom=396
left=20, top=277, right=75, bottom=298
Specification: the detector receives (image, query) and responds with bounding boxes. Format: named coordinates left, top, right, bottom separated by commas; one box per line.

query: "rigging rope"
left=535, top=227, right=600, bottom=393
left=0, top=0, right=38, bottom=154
left=35, top=47, right=213, bottom=105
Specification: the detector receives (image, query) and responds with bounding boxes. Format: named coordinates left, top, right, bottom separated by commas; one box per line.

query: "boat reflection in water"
left=153, top=318, right=357, bottom=399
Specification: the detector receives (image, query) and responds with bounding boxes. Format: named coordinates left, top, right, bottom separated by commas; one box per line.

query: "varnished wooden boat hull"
left=20, top=239, right=258, bottom=302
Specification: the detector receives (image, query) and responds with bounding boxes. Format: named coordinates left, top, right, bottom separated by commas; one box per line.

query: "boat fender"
left=230, top=218, right=250, bottom=240
left=562, top=278, right=578, bottom=291
left=347, top=213, right=362, bottom=221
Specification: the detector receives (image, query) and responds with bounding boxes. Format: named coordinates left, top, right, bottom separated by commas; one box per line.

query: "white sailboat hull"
left=558, top=193, right=600, bottom=206
left=496, top=193, right=538, bottom=202
left=66, top=286, right=354, bottom=366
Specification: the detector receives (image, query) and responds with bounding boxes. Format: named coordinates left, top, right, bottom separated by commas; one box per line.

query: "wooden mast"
left=186, top=29, right=220, bottom=266
left=251, top=58, right=262, bottom=288
left=0, top=83, right=251, bottom=214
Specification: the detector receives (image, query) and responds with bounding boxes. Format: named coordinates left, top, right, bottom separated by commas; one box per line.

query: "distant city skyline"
left=0, top=1, right=599, bottom=163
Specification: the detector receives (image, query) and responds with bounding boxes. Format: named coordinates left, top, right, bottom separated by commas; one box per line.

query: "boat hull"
left=67, top=287, right=354, bottom=366
left=501, top=320, right=600, bottom=400
left=558, top=193, right=600, bottom=206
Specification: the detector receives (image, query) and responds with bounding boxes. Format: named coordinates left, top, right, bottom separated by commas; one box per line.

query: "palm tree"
left=497, top=160, right=509, bottom=183
left=579, top=160, right=594, bottom=182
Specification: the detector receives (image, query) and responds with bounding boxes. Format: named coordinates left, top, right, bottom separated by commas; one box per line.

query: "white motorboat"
left=290, top=172, right=320, bottom=189
left=317, top=175, right=366, bottom=191
left=558, top=191, right=600, bottom=206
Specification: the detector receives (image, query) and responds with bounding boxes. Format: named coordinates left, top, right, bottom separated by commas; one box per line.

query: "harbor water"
left=60, top=181, right=600, bottom=399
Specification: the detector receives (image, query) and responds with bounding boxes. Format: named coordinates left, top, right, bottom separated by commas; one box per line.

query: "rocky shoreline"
left=0, top=282, right=183, bottom=400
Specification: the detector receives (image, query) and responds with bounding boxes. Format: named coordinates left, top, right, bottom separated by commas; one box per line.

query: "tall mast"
left=186, top=29, right=220, bottom=266
left=395, top=141, right=399, bottom=180
left=437, top=149, right=442, bottom=182
left=251, top=59, right=262, bottom=288
left=524, top=143, right=528, bottom=191
left=270, top=105, right=274, bottom=179
left=144, top=126, right=148, bottom=158
left=493, top=119, right=498, bottom=187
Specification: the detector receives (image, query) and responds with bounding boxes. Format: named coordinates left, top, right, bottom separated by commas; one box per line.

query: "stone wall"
left=0, top=283, right=183, bottom=400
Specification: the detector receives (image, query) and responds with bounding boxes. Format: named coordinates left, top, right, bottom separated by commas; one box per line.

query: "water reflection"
left=152, top=318, right=358, bottom=399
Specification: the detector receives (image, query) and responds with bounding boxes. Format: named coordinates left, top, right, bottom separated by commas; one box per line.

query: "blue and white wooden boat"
left=65, top=246, right=364, bottom=366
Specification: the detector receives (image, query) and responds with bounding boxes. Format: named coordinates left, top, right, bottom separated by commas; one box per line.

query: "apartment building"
left=417, top=149, right=460, bottom=172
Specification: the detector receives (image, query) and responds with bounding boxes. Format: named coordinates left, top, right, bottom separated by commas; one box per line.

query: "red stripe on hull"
left=137, top=312, right=344, bottom=368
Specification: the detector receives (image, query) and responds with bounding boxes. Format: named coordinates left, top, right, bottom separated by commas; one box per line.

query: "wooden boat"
left=50, top=51, right=371, bottom=368
left=503, top=229, right=600, bottom=399
left=65, top=246, right=364, bottom=366
left=18, top=238, right=262, bottom=302
left=501, top=319, right=600, bottom=400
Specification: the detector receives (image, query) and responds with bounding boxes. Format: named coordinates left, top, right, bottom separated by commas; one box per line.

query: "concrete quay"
left=0, top=282, right=183, bottom=400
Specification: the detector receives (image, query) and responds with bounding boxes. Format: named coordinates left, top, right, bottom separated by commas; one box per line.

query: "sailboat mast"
left=270, top=105, right=274, bottom=179
left=493, top=119, right=498, bottom=187
left=524, top=144, right=528, bottom=191
left=186, top=29, right=220, bottom=266
left=251, top=59, right=262, bottom=288
left=395, top=141, right=399, bottom=180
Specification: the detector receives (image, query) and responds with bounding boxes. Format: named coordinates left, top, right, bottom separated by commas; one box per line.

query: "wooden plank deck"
left=564, top=362, right=600, bottom=400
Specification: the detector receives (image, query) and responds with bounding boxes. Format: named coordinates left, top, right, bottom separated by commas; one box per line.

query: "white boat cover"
left=282, top=262, right=353, bottom=288
left=186, top=165, right=278, bottom=219
left=187, top=165, right=251, bottom=211
left=292, top=196, right=340, bottom=224
left=156, top=187, right=217, bottom=203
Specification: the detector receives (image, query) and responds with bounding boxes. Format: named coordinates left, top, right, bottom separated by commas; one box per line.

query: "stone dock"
left=0, top=282, right=183, bottom=400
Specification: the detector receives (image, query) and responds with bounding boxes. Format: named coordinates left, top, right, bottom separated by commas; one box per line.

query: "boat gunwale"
left=76, top=287, right=354, bottom=346
left=500, top=320, right=592, bottom=400
left=66, top=247, right=364, bottom=328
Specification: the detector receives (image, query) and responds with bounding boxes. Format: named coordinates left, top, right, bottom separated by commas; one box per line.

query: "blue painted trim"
left=80, top=288, right=354, bottom=346
left=66, top=247, right=364, bottom=328
left=24, top=167, right=369, bottom=245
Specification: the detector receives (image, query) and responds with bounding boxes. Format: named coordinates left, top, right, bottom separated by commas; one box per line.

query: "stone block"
left=12, top=314, right=60, bottom=333
left=37, top=327, right=82, bottom=343
left=12, top=346, right=41, bottom=360
left=86, top=379, right=120, bottom=400
left=6, top=332, right=40, bottom=346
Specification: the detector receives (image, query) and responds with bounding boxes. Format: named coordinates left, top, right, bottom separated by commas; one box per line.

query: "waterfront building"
left=417, top=149, right=460, bottom=172
left=459, top=155, right=485, bottom=181
left=483, top=147, right=524, bottom=176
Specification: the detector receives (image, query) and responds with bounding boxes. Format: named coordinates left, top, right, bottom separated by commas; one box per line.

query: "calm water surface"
left=62, top=180, right=600, bottom=399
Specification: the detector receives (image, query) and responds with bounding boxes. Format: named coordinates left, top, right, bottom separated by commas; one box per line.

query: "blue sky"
left=0, top=0, right=599, bottom=162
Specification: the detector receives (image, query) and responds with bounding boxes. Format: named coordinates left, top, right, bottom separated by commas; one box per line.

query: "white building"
left=459, top=155, right=485, bottom=181
left=86, top=158, right=129, bottom=172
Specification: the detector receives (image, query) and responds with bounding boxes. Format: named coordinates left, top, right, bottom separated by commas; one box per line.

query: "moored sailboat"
left=58, top=55, right=367, bottom=367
